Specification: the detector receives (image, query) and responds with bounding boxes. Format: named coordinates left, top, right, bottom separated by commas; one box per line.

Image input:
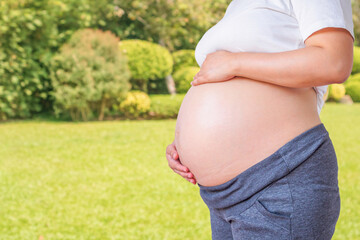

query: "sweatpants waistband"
left=197, top=123, right=329, bottom=210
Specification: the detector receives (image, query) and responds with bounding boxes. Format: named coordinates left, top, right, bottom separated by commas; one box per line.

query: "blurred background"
left=0, top=0, right=359, bottom=239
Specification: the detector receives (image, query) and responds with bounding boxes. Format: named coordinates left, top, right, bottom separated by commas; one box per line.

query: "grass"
left=0, top=103, right=359, bottom=239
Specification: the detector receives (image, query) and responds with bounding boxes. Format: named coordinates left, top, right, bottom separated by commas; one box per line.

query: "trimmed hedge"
left=345, top=73, right=360, bottom=86
left=345, top=82, right=360, bottom=102
left=117, top=90, right=151, bottom=118
left=173, top=66, right=200, bottom=93
left=172, top=49, right=198, bottom=73
left=328, top=84, right=346, bottom=101
left=148, top=93, right=185, bottom=118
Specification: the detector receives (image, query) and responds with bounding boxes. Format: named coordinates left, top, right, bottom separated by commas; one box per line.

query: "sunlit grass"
left=0, top=103, right=359, bottom=239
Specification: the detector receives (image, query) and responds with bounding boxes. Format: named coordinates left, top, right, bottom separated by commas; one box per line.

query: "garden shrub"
left=148, top=93, right=185, bottom=118
left=0, top=2, right=58, bottom=120
left=345, top=73, right=360, bottom=86
left=0, top=0, right=127, bottom=121
left=352, top=45, right=360, bottom=75
left=328, top=84, right=346, bottom=101
left=323, top=86, right=329, bottom=102
left=172, top=49, right=198, bottom=73
left=345, top=82, right=360, bottom=102
left=119, top=39, right=173, bottom=93
left=173, top=66, right=200, bottom=93
left=117, top=90, right=151, bottom=118
left=49, top=28, right=131, bottom=121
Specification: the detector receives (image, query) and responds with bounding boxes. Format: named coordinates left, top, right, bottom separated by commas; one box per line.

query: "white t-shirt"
left=194, top=0, right=355, bottom=115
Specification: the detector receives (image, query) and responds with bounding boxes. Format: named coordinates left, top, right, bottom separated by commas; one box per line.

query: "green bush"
left=49, top=28, right=131, bottom=121
left=173, top=66, right=200, bottom=93
left=0, top=0, right=127, bottom=121
left=0, top=2, right=58, bottom=120
left=172, top=49, right=198, bottom=73
left=328, top=84, right=346, bottom=101
left=119, top=39, right=173, bottom=93
left=345, top=82, right=360, bottom=102
left=352, top=45, right=360, bottom=75
left=118, top=90, right=151, bottom=118
left=345, top=73, right=360, bottom=86
left=323, top=86, right=329, bottom=102
left=148, top=93, right=185, bottom=118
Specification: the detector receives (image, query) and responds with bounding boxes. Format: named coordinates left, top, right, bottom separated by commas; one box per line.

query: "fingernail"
left=173, top=153, right=176, bottom=158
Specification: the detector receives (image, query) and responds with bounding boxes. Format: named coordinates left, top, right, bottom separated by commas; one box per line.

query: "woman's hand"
left=191, top=50, right=237, bottom=86
left=166, top=140, right=197, bottom=185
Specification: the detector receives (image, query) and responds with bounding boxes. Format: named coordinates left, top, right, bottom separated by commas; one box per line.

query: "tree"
left=114, top=0, right=230, bottom=94
left=352, top=0, right=360, bottom=46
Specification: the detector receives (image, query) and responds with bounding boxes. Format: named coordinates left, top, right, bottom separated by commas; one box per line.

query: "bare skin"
left=166, top=28, right=354, bottom=185
left=166, top=139, right=197, bottom=184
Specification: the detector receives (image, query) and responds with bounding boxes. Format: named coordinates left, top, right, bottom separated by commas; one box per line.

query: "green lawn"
left=0, top=103, right=359, bottom=239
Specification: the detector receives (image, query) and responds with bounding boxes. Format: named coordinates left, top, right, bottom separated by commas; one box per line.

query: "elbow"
left=331, top=59, right=353, bottom=84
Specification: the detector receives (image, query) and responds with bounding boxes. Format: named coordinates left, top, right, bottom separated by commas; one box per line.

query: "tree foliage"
left=115, top=0, right=231, bottom=50
left=352, top=0, right=360, bottom=46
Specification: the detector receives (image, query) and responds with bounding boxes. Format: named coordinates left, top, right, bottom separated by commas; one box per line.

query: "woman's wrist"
left=229, top=52, right=243, bottom=78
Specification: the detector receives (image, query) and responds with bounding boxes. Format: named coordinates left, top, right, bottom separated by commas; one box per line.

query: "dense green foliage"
left=173, top=66, right=200, bottom=93
left=0, top=104, right=359, bottom=239
left=149, top=93, right=186, bottom=118
left=346, top=73, right=360, bottom=86
left=352, top=0, right=360, bottom=46
left=328, top=84, right=346, bottom=101
left=117, top=90, right=151, bottom=118
left=345, top=82, right=360, bottom=102
left=119, top=40, right=173, bottom=93
left=0, top=2, right=57, bottom=120
left=352, top=46, right=360, bottom=75
left=49, top=28, right=131, bottom=121
left=116, top=0, right=231, bottom=51
left=0, top=0, right=359, bottom=121
left=0, top=0, right=125, bottom=120
left=172, top=49, right=198, bottom=73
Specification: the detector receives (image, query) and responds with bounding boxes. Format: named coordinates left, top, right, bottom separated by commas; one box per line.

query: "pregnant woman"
left=165, top=0, right=354, bottom=239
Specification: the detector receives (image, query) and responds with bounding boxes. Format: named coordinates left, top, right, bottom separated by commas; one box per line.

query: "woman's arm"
left=192, top=28, right=354, bottom=88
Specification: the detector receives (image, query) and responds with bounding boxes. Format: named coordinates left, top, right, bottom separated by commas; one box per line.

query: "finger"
left=173, top=169, right=195, bottom=179
left=191, top=77, right=202, bottom=86
left=189, top=178, right=197, bottom=184
left=194, top=72, right=199, bottom=79
left=173, top=169, right=196, bottom=184
left=166, top=143, right=175, bottom=156
left=168, top=157, right=190, bottom=173
left=166, top=144, right=179, bottom=160
left=172, top=151, right=179, bottom=160
left=166, top=154, right=189, bottom=172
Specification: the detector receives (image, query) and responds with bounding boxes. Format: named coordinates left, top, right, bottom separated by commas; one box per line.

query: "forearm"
left=229, top=46, right=347, bottom=88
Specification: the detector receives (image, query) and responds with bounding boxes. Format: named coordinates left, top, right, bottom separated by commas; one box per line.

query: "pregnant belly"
left=174, top=77, right=321, bottom=187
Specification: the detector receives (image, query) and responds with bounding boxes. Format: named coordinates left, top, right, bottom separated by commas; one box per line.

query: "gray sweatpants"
left=198, top=123, right=340, bottom=240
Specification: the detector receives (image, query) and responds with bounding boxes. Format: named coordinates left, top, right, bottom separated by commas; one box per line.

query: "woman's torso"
left=174, top=0, right=324, bottom=187
left=174, top=78, right=321, bottom=187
